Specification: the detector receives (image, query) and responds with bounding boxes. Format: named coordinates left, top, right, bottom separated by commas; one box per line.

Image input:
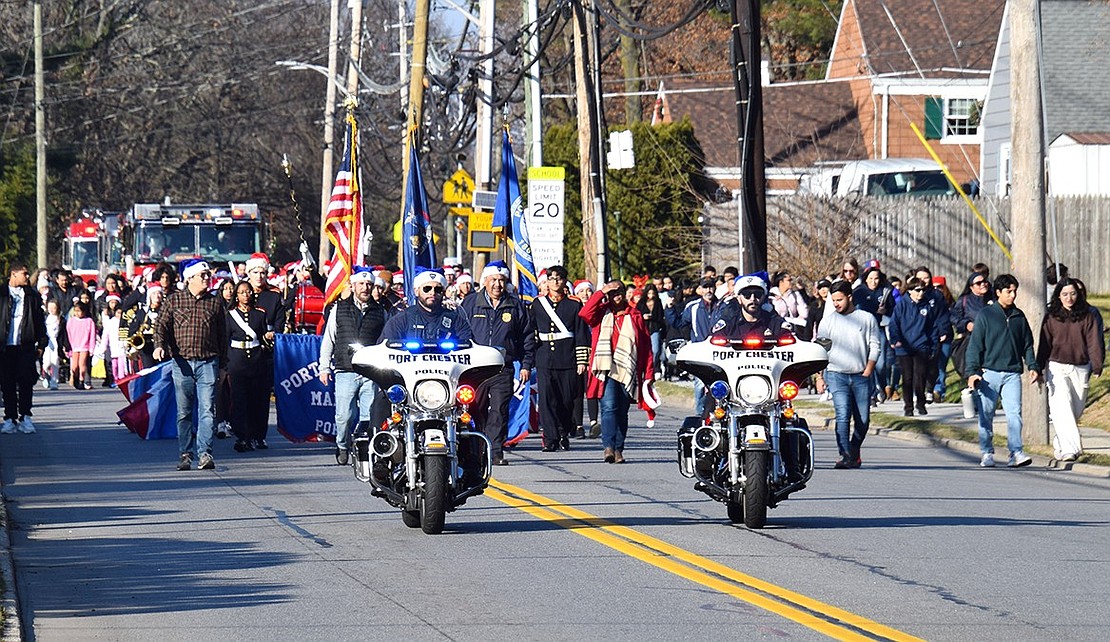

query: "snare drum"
left=293, top=282, right=325, bottom=333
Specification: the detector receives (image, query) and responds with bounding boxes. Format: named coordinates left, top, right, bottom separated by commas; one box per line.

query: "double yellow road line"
left=486, top=479, right=922, bottom=641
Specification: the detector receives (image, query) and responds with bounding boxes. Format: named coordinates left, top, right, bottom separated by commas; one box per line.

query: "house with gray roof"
left=980, top=0, right=1110, bottom=196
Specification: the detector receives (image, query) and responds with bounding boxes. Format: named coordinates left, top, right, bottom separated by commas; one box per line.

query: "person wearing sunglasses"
left=888, top=277, right=944, bottom=417
left=949, top=273, right=993, bottom=379
left=711, top=273, right=792, bottom=340
left=152, top=259, right=228, bottom=471
left=379, top=268, right=472, bottom=344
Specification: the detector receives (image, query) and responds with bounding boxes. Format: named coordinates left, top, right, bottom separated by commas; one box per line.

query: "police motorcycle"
left=349, top=338, right=504, bottom=534
left=676, top=331, right=828, bottom=529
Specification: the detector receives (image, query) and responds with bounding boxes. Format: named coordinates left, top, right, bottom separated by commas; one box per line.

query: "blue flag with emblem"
left=492, top=129, right=537, bottom=302
left=403, top=140, right=437, bottom=305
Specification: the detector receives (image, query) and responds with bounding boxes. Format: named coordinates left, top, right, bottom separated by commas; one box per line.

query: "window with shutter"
left=924, top=97, right=944, bottom=140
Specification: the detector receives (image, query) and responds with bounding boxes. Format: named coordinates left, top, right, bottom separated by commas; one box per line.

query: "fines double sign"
left=527, top=166, right=565, bottom=272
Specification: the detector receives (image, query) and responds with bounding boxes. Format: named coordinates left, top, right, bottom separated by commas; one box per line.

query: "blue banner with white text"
left=274, top=333, right=336, bottom=443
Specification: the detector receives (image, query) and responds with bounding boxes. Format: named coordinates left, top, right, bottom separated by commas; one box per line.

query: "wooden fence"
left=704, top=195, right=1110, bottom=292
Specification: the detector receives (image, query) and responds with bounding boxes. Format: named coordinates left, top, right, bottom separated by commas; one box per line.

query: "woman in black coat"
left=225, top=281, right=272, bottom=453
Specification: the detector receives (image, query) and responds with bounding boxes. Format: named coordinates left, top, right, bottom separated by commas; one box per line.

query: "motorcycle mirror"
left=814, top=337, right=833, bottom=351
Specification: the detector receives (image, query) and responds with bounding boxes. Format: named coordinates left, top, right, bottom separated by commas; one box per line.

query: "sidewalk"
left=799, top=393, right=1110, bottom=478
left=656, top=380, right=1110, bottom=478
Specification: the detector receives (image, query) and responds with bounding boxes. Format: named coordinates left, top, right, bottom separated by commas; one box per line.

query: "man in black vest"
left=318, top=266, right=388, bottom=465
left=460, top=261, right=536, bottom=465
left=531, top=265, right=590, bottom=451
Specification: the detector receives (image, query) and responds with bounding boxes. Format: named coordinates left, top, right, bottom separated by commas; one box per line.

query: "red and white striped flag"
left=323, top=110, right=363, bottom=305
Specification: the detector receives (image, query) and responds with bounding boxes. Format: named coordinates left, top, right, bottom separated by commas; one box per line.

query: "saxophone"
left=125, top=309, right=153, bottom=355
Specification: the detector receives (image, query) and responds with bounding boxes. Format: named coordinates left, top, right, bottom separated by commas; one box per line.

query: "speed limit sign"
left=526, top=166, right=565, bottom=271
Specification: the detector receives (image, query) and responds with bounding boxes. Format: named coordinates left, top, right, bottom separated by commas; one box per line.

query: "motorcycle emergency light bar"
left=456, top=385, right=476, bottom=405
left=778, top=380, right=800, bottom=401
left=391, top=339, right=472, bottom=354
left=708, top=334, right=798, bottom=350
left=386, top=385, right=407, bottom=404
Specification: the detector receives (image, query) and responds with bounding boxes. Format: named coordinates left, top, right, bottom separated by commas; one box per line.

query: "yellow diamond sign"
left=443, top=168, right=475, bottom=205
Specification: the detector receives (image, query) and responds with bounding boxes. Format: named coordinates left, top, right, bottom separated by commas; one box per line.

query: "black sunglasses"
left=739, top=289, right=763, bottom=299
left=910, top=287, right=925, bottom=292
left=421, top=285, right=445, bottom=294
left=972, top=280, right=988, bottom=287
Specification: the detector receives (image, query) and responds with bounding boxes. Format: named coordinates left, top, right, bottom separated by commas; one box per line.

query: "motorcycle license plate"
left=422, top=429, right=449, bottom=451
left=744, top=425, right=767, bottom=444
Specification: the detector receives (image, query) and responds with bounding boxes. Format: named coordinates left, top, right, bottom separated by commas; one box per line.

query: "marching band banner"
left=274, top=334, right=336, bottom=443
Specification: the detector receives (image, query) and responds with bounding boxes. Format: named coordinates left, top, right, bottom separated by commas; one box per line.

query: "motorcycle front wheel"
left=742, top=451, right=769, bottom=529
left=420, top=456, right=449, bottom=534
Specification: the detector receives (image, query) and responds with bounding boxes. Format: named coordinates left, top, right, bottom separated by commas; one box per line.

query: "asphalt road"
left=1, top=386, right=1107, bottom=641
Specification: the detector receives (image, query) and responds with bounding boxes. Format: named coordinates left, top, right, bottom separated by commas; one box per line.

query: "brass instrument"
left=127, top=332, right=146, bottom=352
left=125, top=311, right=154, bottom=356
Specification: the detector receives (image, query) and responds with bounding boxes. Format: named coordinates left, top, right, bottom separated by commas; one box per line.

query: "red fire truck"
left=123, top=202, right=265, bottom=277
left=62, top=210, right=124, bottom=285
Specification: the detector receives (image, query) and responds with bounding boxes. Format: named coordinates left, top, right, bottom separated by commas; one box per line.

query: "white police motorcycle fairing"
left=676, top=332, right=828, bottom=528
left=350, top=339, right=504, bottom=534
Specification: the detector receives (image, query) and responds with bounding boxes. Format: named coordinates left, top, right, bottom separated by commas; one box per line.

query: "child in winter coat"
left=66, top=302, right=98, bottom=390
left=41, top=299, right=64, bottom=390
left=95, top=295, right=128, bottom=385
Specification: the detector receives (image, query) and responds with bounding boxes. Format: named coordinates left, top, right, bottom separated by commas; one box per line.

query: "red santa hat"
left=245, top=252, right=270, bottom=273
left=573, top=280, right=593, bottom=293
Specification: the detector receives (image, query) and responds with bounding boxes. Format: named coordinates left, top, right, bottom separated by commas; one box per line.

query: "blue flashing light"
left=439, top=340, right=457, bottom=351
left=710, top=380, right=730, bottom=400
left=386, top=385, right=407, bottom=404
left=403, top=340, right=421, bottom=351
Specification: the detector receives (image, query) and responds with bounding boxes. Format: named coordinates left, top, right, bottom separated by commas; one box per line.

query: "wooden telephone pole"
left=1010, top=0, right=1049, bottom=445
left=730, top=0, right=767, bottom=273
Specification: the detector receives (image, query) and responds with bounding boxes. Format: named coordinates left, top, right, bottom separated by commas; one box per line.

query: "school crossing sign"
left=526, top=166, right=565, bottom=271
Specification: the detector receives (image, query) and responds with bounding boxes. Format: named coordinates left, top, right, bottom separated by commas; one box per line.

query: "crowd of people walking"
left=1, top=253, right=1103, bottom=471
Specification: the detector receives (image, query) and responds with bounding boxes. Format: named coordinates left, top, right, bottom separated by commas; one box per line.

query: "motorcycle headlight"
left=413, top=380, right=450, bottom=410
left=737, top=376, right=772, bottom=405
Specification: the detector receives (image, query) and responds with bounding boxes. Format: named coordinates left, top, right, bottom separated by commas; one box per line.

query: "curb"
left=813, top=413, right=1110, bottom=480
left=0, top=501, right=22, bottom=642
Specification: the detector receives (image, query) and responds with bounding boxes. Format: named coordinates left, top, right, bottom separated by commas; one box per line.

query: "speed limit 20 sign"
left=526, top=166, right=565, bottom=271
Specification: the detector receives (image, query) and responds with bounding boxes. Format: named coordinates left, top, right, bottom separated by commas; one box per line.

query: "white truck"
left=798, top=158, right=955, bottom=197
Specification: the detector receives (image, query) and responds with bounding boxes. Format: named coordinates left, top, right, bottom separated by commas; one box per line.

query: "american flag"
left=323, top=110, right=363, bottom=305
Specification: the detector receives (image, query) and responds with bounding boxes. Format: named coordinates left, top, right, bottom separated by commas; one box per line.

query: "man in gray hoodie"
left=817, top=281, right=881, bottom=468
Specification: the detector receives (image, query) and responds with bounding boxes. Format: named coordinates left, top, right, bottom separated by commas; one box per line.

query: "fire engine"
left=62, top=210, right=123, bottom=285
left=123, top=202, right=265, bottom=277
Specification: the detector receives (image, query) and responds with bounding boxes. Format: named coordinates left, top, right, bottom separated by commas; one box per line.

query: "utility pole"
left=1010, top=0, right=1049, bottom=445
left=731, top=0, right=767, bottom=272
left=524, top=0, right=543, bottom=167
left=616, top=0, right=640, bottom=124
left=33, top=0, right=47, bottom=267
left=398, top=0, right=430, bottom=265
left=474, top=0, right=495, bottom=189
left=318, top=0, right=342, bottom=268
left=587, top=0, right=609, bottom=286
left=346, top=0, right=363, bottom=98
left=572, top=1, right=598, bottom=282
